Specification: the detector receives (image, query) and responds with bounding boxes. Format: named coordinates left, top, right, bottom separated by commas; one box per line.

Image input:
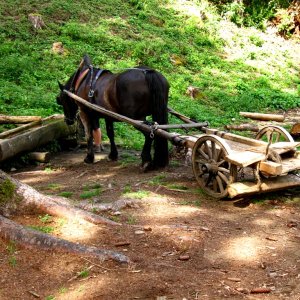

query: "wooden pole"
left=0, top=115, right=42, bottom=124
left=240, top=112, right=285, bottom=122
left=64, top=90, right=200, bottom=146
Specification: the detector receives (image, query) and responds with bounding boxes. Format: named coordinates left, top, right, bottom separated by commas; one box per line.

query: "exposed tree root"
left=0, top=215, right=129, bottom=264
left=0, top=170, right=120, bottom=226
left=78, top=197, right=140, bottom=212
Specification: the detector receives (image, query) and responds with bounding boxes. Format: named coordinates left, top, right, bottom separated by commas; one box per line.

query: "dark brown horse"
left=57, top=55, right=169, bottom=170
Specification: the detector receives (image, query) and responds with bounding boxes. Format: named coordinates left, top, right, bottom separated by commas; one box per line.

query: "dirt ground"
left=1, top=145, right=300, bottom=300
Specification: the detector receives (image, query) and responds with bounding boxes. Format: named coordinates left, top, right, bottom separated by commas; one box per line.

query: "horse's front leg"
left=141, top=132, right=153, bottom=172
left=80, top=111, right=94, bottom=163
left=105, top=119, right=118, bottom=161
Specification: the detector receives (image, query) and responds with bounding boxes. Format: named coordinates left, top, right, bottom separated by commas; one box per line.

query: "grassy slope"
left=0, top=0, right=299, bottom=147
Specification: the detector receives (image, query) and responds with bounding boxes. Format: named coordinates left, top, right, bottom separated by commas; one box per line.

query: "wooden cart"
left=65, top=90, right=300, bottom=199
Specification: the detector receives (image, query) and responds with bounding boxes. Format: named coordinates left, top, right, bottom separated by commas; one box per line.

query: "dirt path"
left=1, top=147, right=300, bottom=300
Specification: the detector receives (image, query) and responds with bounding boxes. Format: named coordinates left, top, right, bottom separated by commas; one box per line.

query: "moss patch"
left=0, top=179, right=16, bottom=204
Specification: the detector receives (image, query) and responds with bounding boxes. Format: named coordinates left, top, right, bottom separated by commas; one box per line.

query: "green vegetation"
left=0, top=179, right=15, bottom=204
left=28, top=225, right=55, bottom=234
left=58, top=191, right=73, bottom=198
left=0, top=0, right=299, bottom=150
left=80, top=183, right=102, bottom=199
left=6, top=241, right=17, bottom=267
left=38, top=214, right=53, bottom=223
left=124, top=190, right=150, bottom=199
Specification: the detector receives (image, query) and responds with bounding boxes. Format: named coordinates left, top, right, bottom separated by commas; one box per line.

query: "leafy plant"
left=38, top=214, right=53, bottom=223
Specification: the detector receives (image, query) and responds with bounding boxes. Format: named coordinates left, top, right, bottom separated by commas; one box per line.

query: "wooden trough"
left=64, top=90, right=300, bottom=199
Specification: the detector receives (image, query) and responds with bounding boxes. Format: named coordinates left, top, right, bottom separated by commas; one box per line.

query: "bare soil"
left=1, top=146, right=300, bottom=300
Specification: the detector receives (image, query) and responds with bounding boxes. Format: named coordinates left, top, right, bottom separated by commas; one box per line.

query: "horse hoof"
left=108, top=154, right=118, bottom=161
left=141, top=162, right=154, bottom=172
left=84, top=156, right=94, bottom=164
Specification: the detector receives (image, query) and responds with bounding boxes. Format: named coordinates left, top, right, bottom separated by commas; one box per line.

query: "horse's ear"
left=83, top=54, right=91, bottom=66
left=58, top=81, right=64, bottom=91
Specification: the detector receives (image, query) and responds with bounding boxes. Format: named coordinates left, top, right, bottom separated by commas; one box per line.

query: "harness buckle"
left=88, top=89, right=95, bottom=98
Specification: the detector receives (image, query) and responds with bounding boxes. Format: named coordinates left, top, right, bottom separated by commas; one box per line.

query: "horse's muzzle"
left=64, top=117, right=75, bottom=125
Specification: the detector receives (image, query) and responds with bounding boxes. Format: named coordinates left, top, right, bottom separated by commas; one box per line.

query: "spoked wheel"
left=192, top=135, right=237, bottom=199
left=255, top=125, right=294, bottom=143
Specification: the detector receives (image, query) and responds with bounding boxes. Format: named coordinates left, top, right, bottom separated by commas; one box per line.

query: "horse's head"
left=56, top=81, right=78, bottom=125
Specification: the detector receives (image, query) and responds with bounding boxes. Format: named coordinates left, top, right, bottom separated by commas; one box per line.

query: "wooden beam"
left=240, top=112, right=285, bottom=122
left=259, top=161, right=283, bottom=176
left=225, top=151, right=265, bottom=167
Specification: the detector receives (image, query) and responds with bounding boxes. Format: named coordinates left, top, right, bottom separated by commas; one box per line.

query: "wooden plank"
left=225, top=151, right=265, bottom=167
left=228, top=174, right=300, bottom=198
left=240, top=112, right=285, bottom=122
left=259, top=161, right=283, bottom=176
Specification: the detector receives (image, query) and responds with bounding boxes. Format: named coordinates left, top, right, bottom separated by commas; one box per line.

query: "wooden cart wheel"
left=255, top=125, right=294, bottom=143
left=192, top=135, right=237, bottom=199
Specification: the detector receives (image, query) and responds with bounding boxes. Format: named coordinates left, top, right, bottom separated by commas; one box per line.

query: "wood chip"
left=227, top=277, right=241, bottom=282
left=250, top=287, right=272, bottom=294
left=114, top=241, right=131, bottom=247
left=28, top=290, right=40, bottom=298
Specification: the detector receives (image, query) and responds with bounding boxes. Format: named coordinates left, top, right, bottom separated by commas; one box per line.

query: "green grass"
left=0, top=0, right=299, bottom=150
left=124, top=190, right=150, bottom=199
left=79, top=189, right=101, bottom=199
left=58, top=191, right=73, bottom=198
left=28, top=225, right=55, bottom=234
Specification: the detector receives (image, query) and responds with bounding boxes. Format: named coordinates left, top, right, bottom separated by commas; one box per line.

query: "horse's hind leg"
left=141, top=133, right=153, bottom=172
left=105, top=119, right=118, bottom=161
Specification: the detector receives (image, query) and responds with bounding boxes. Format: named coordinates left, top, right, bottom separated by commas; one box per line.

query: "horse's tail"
left=144, top=70, right=169, bottom=168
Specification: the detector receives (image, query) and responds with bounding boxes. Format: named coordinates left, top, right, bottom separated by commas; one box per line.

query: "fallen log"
left=0, top=215, right=129, bottom=264
left=0, top=115, right=42, bottom=124
left=240, top=112, right=285, bottom=122
left=224, top=124, right=260, bottom=132
left=0, top=169, right=120, bottom=226
left=0, top=116, right=76, bottom=162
